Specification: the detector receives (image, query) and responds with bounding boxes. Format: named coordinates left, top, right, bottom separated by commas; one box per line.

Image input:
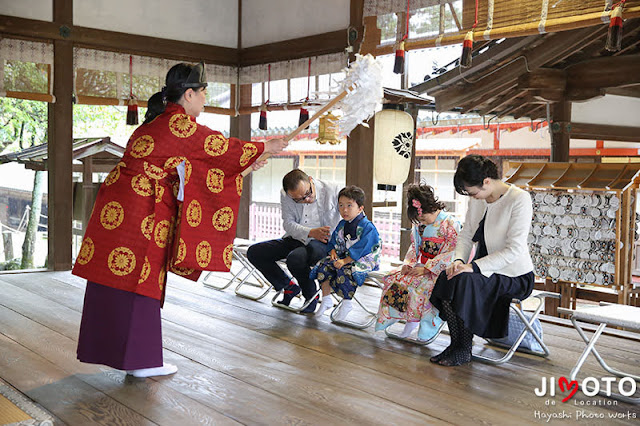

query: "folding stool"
left=472, top=290, right=560, bottom=364
left=558, top=303, right=640, bottom=404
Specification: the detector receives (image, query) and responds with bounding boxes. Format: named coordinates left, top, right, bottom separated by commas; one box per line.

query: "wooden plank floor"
left=0, top=270, right=638, bottom=425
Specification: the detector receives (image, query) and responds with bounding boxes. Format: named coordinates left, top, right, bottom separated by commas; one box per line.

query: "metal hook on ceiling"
left=482, top=114, right=497, bottom=130
left=431, top=111, right=440, bottom=125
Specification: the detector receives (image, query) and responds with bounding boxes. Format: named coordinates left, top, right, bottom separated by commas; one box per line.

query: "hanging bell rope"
left=242, top=53, right=384, bottom=177
left=299, top=58, right=311, bottom=128
left=126, top=55, right=139, bottom=125
left=393, top=0, right=411, bottom=74
left=606, top=0, right=626, bottom=52
left=460, top=0, right=479, bottom=68
left=259, top=64, right=271, bottom=130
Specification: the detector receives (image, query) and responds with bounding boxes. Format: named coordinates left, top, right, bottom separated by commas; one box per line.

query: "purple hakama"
left=77, top=281, right=163, bottom=370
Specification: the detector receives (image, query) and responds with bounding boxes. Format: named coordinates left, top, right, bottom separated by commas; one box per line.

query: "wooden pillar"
left=346, top=121, right=374, bottom=218
left=234, top=84, right=253, bottom=239
left=82, top=157, right=93, bottom=234
left=48, top=0, right=74, bottom=270
left=399, top=105, right=419, bottom=261
left=550, top=101, right=571, bottom=162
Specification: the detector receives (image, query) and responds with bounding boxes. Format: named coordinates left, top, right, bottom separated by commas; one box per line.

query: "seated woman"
left=375, top=184, right=460, bottom=341
left=310, top=185, right=381, bottom=319
left=430, top=154, right=534, bottom=367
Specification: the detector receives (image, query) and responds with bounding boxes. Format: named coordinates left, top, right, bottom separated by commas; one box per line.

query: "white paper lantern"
left=373, top=106, right=414, bottom=190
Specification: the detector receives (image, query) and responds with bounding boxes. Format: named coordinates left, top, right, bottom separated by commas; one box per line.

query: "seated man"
left=247, top=169, right=341, bottom=313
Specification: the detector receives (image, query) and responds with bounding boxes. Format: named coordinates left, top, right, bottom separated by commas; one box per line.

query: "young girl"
left=375, top=184, right=460, bottom=341
left=310, top=185, right=381, bottom=319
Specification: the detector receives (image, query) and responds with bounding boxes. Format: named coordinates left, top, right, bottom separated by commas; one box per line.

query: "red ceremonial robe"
left=72, top=102, right=264, bottom=301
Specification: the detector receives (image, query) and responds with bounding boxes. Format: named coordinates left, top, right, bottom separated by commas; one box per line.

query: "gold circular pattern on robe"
left=130, top=135, right=155, bottom=158
left=100, top=201, right=125, bottom=230
left=104, top=162, right=125, bottom=186
left=235, top=175, right=243, bottom=196
left=239, top=143, right=258, bottom=166
left=176, top=238, right=187, bottom=264
left=206, top=168, right=225, bottom=193
left=141, top=213, right=155, bottom=240
left=171, top=265, right=195, bottom=276
left=164, top=156, right=187, bottom=170
left=159, top=268, right=166, bottom=290
left=163, top=157, right=192, bottom=184
left=155, top=182, right=165, bottom=203
left=186, top=199, right=202, bottom=227
left=144, top=161, right=167, bottom=180
left=107, top=246, right=136, bottom=276
left=138, top=256, right=151, bottom=284
left=131, top=174, right=153, bottom=197
left=183, top=159, right=193, bottom=184
left=223, top=244, right=233, bottom=269
left=212, top=206, right=234, bottom=231
left=196, top=240, right=212, bottom=268
left=172, top=179, right=180, bottom=198
left=154, top=219, right=171, bottom=248
left=169, top=114, right=197, bottom=138
left=77, top=237, right=95, bottom=265
left=204, top=134, right=229, bottom=157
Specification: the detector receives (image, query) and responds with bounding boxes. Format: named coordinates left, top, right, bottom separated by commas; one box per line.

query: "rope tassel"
left=393, top=41, right=406, bottom=74
left=461, top=0, right=479, bottom=68
left=606, top=4, right=624, bottom=52
left=126, top=96, right=139, bottom=125
left=259, top=104, right=268, bottom=130
left=394, top=0, right=411, bottom=75
left=461, top=30, right=474, bottom=68
left=298, top=103, right=309, bottom=128
left=126, top=55, right=138, bottom=125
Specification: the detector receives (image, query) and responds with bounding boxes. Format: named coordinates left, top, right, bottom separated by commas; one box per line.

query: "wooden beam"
left=550, top=101, right=571, bottom=162
left=477, top=89, right=527, bottom=116
left=412, top=36, right=539, bottom=95
left=565, top=87, right=605, bottom=102
left=606, top=85, right=640, bottom=98
left=0, top=14, right=238, bottom=65
left=571, top=122, right=640, bottom=142
left=399, top=106, right=419, bottom=261
left=233, top=85, right=253, bottom=239
left=346, top=121, right=374, bottom=219
left=448, top=1, right=462, bottom=31
left=48, top=0, right=74, bottom=271
left=433, top=26, right=606, bottom=112
left=82, top=157, right=93, bottom=234
left=517, top=68, right=566, bottom=91
left=239, top=30, right=346, bottom=66
left=566, top=54, right=640, bottom=90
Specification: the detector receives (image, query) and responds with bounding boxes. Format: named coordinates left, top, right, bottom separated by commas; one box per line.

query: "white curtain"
left=239, top=52, right=348, bottom=85
left=363, top=0, right=444, bottom=17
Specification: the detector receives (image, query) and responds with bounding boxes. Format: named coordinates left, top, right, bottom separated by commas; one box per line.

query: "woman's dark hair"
left=282, top=169, right=310, bottom=192
left=453, top=154, right=499, bottom=195
left=143, top=63, right=199, bottom=124
left=407, top=184, right=445, bottom=224
left=338, top=185, right=366, bottom=207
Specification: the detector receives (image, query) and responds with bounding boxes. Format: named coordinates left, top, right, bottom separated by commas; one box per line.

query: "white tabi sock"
left=127, top=363, right=178, bottom=378
left=315, top=296, right=334, bottom=317
left=399, top=321, right=419, bottom=338
left=333, top=299, right=353, bottom=321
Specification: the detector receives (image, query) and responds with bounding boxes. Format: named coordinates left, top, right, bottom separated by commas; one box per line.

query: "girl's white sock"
left=399, top=321, right=419, bottom=338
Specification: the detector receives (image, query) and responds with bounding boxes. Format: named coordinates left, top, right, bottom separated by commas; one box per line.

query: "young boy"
left=310, top=185, right=381, bottom=319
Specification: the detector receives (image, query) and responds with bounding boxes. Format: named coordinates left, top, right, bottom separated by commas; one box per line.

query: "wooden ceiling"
left=411, top=18, right=640, bottom=121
